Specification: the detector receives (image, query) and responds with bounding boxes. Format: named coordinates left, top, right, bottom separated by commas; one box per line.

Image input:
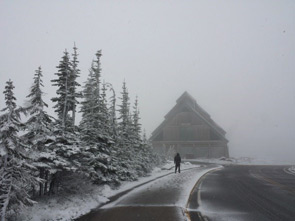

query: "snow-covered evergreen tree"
left=79, top=51, right=117, bottom=184
left=115, top=81, right=140, bottom=180
left=80, top=50, right=112, bottom=143
left=79, top=62, right=95, bottom=143
left=24, top=67, right=53, bottom=148
left=50, top=50, right=85, bottom=194
left=51, top=50, right=72, bottom=132
left=80, top=62, right=102, bottom=144
left=117, top=81, right=131, bottom=141
left=51, top=46, right=82, bottom=131
left=130, top=96, right=141, bottom=145
left=22, top=67, right=56, bottom=197
left=92, top=50, right=102, bottom=100
left=100, top=82, right=111, bottom=138
left=0, top=80, right=36, bottom=220
left=105, top=83, right=117, bottom=139
left=68, top=43, right=82, bottom=128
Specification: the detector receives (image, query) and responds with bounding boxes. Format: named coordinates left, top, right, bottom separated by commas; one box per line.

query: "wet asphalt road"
left=76, top=165, right=215, bottom=221
left=187, top=165, right=295, bottom=221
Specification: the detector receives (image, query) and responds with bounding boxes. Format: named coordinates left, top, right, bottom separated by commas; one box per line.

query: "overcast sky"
left=1, top=0, right=294, bottom=163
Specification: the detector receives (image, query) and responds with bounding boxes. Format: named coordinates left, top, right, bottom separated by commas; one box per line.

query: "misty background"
left=0, top=0, right=294, bottom=163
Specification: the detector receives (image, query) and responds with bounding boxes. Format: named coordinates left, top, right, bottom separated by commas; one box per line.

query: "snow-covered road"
left=77, top=164, right=220, bottom=221
left=104, top=165, right=218, bottom=208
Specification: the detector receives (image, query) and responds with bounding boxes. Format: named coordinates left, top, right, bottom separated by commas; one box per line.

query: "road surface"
left=76, top=165, right=216, bottom=221
left=187, top=165, right=295, bottom=221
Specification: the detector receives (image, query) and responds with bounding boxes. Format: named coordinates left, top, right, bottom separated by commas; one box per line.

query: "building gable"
left=150, top=92, right=227, bottom=142
left=150, top=91, right=229, bottom=159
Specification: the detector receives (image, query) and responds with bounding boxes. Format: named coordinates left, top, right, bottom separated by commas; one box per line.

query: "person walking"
left=174, top=153, right=181, bottom=173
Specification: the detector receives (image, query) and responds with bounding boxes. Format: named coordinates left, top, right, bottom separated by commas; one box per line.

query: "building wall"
left=162, top=111, right=214, bottom=141
left=152, top=141, right=229, bottom=159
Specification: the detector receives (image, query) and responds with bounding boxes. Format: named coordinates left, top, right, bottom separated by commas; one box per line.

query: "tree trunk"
left=39, top=168, right=44, bottom=197
left=49, top=173, right=57, bottom=195
left=72, top=104, right=76, bottom=127
left=44, top=170, right=48, bottom=195
left=62, top=72, right=69, bottom=132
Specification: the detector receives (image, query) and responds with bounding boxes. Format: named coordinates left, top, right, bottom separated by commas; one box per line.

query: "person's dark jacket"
left=174, top=154, right=181, bottom=165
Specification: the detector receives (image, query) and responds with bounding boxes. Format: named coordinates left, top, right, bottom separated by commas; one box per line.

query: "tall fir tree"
left=117, top=81, right=131, bottom=141
left=68, top=43, right=82, bottom=127
left=100, top=82, right=111, bottom=139
left=80, top=50, right=109, bottom=143
left=105, top=83, right=117, bottom=139
left=25, top=67, right=52, bottom=145
left=80, top=61, right=102, bottom=144
left=51, top=50, right=84, bottom=194
left=93, top=50, right=102, bottom=100
left=131, top=96, right=142, bottom=145
left=79, top=51, right=116, bottom=184
left=116, top=81, right=139, bottom=181
left=0, top=80, right=36, bottom=220
left=51, top=50, right=72, bottom=132
left=23, top=67, right=55, bottom=197
left=79, top=63, right=95, bottom=143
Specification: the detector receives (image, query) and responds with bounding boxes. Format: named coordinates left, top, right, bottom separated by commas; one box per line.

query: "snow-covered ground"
left=189, top=157, right=295, bottom=179
left=289, top=166, right=295, bottom=174
left=284, top=165, right=295, bottom=176
left=188, top=157, right=295, bottom=166
left=16, top=161, right=213, bottom=221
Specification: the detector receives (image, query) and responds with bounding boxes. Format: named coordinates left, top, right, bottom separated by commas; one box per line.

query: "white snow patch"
left=17, top=194, right=109, bottom=221
left=290, top=166, right=295, bottom=174
left=0, top=144, right=7, bottom=156
left=188, top=157, right=295, bottom=165
left=284, top=166, right=295, bottom=176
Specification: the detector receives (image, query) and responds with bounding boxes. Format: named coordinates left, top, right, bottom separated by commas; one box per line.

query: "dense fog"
left=1, top=0, right=294, bottom=163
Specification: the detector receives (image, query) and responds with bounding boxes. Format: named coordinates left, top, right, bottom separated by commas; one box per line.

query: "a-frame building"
left=150, top=92, right=229, bottom=159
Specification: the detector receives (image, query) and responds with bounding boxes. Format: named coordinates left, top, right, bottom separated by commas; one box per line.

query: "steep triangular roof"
left=150, top=91, right=227, bottom=141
